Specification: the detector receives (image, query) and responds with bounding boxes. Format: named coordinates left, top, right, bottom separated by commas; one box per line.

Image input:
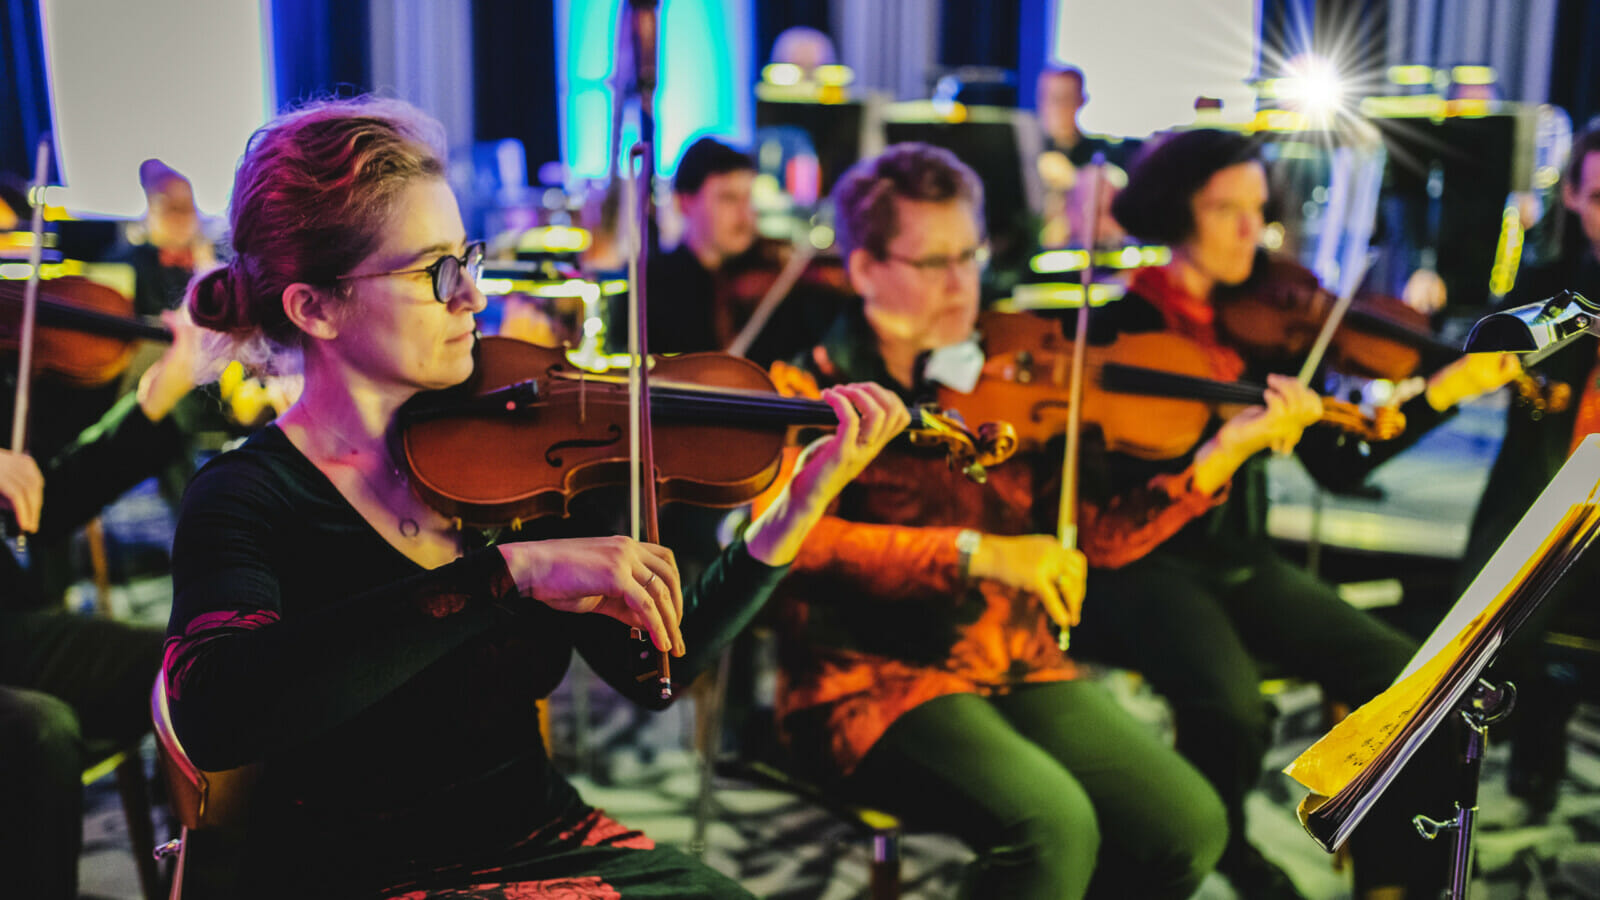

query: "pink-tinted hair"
left=187, top=97, right=447, bottom=370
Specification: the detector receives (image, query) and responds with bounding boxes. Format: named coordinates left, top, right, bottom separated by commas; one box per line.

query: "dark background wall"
left=473, top=0, right=561, bottom=171
left=271, top=0, right=373, bottom=108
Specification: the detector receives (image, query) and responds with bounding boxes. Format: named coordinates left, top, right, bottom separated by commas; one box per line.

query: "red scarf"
left=1570, top=343, right=1600, bottom=458
left=158, top=246, right=196, bottom=269
left=1130, top=266, right=1246, bottom=381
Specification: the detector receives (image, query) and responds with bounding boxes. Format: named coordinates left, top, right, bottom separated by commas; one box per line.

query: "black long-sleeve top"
left=162, top=425, right=786, bottom=892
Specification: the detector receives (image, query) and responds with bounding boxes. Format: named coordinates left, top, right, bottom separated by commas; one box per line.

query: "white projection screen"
left=1051, top=0, right=1260, bottom=138
left=40, top=0, right=274, bottom=217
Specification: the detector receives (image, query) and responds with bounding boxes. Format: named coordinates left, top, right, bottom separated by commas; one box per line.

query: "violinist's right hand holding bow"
left=495, top=382, right=910, bottom=656
left=967, top=535, right=1086, bottom=633
left=1193, top=374, right=1325, bottom=495
left=0, top=450, right=43, bottom=535
left=500, top=535, right=689, bottom=656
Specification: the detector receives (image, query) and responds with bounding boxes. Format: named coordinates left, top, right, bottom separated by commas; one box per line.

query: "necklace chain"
left=295, top=408, right=424, bottom=539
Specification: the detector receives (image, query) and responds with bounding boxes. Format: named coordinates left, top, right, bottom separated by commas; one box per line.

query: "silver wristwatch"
left=955, top=529, right=981, bottom=582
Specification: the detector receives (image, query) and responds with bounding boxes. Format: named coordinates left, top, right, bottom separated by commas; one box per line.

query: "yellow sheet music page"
left=1283, top=502, right=1587, bottom=798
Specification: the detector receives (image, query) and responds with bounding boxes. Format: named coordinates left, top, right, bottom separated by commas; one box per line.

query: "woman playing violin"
left=770, top=143, right=1226, bottom=900
left=164, top=97, right=907, bottom=899
left=1069, top=128, right=1517, bottom=900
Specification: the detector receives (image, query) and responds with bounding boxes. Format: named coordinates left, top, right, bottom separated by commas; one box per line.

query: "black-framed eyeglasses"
left=883, top=243, right=991, bottom=277
left=336, top=240, right=486, bottom=303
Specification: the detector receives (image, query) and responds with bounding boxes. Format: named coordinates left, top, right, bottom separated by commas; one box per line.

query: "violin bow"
left=621, top=0, right=671, bottom=701
left=725, top=203, right=836, bottom=359
left=1055, top=151, right=1108, bottom=651
left=8, top=139, right=51, bottom=552
left=724, top=240, right=817, bottom=359
left=1297, top=128, right=1384, bottom=385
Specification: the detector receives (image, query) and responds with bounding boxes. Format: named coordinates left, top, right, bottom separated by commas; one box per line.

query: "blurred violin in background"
left=1213, top=255, right=1456, bottom=381
left=1214, top=254, right=1568, bottom=416
left=715, top=235, right=851, bottom=361
left=940, top=309, right=1405, bottom=461
left=0, top=276, right=168, bottom=388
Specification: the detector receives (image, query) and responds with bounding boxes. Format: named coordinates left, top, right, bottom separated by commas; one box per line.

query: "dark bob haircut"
left=1110, top=129, right=1261, bottom=245
left=672, top=136, right=755, bottom=196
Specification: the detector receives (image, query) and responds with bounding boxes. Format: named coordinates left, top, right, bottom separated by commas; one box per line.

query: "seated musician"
left=648, top=136, right=761, bottom=354
left=1034, top=65, right=1132, bottom=250
left=1461, top=123, right=1600, bottom=821
left=648, top=137, right=842, bottom=365
left=1068, top=128, right=1521, bottom=899
left=116, top=159, right=218, bottom=316
left=770, top=142, right=1227, bottom=900
left=0, top=308, right=199, bottom=899
left=163, top=96, right=907, bottom=899
left=1036, top=65, right=1135, bottom=170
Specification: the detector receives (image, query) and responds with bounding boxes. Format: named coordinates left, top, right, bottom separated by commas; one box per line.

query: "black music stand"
left=1411, top=679, right=1516, bottom=900
left=1289, top=437, right=1600, bottom=899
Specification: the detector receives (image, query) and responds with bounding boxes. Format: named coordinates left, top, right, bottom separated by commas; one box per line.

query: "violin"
left=1212, top=255, right=1459, bottom=381
left=717, top=235, right=852, bottom=358
left=0, top=276, right=169, bottom=387
left=1213, top=254, right=1569, bottom=414
left=947, top=311, right=1404, bottom=461
left=396, top=336, right=1018, bottom=530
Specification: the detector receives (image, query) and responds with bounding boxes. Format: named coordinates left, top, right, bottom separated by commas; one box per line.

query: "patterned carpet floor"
left=78, top=648, right=1600, bottom=899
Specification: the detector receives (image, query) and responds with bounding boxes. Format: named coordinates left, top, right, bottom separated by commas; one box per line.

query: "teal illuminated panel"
left=555, top=0, right=750, bottom=179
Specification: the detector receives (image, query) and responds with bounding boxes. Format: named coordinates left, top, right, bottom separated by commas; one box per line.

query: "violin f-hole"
left=545, top=424, right=623, bottom=468
left=1031, top=398, right=1072, bottom=424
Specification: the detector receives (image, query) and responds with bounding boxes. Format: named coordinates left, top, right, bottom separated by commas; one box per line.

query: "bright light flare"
left=1281, top=55, right=1346, bottom=121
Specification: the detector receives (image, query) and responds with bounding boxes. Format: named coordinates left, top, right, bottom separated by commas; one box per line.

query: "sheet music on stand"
left=1284, top=434, right=1600, bottom=852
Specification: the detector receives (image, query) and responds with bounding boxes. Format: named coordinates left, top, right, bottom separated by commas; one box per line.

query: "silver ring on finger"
left=643, top=571, right=658, bottom=590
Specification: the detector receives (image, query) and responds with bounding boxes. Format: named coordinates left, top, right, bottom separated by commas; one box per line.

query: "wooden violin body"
left=0, top=276, right=168, bottom=387
left=1212, top=255, right=1456, bottom=380
left=399, top=337, right=1016, bottom=529
left=715, top=235, right=850, bottom=345
left=947, top=311, right=1404, bottom=460
left=1214, top=255, right=1570, bottom=414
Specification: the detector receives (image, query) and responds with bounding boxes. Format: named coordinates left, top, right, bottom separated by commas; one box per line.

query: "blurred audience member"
left=771, top=26, right=837, bottom=81
left=119, top=159, right=216, bottom=315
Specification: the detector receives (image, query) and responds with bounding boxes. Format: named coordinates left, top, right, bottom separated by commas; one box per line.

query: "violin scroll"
left=1316, top=399, right=1406, bottom=444
left=905, top=407, right=1019, bottom=484
left=1511, top=372, right=1572, bottom=420
left=772, top=358, right=1019, bottom=482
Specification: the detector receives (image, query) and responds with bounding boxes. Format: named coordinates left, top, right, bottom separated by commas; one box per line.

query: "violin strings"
left=543, top=383, right=838, bottom=425
left=1097, top=364, right=1265, bottom=406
